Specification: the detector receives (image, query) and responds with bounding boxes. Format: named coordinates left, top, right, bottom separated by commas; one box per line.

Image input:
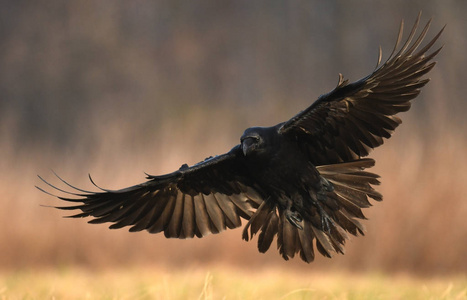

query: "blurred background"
left=1, top=0, right=466, bottom=275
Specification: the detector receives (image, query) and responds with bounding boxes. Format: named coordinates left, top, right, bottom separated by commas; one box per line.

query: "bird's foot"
left=321, top=215, right=331, bottom=233
left=316, top=204, right=332, bottom=233
left=286, top=210, right=304, bottom=230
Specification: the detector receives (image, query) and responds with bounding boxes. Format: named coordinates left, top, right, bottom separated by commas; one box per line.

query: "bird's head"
left=240, top=127, right=268, bottom=156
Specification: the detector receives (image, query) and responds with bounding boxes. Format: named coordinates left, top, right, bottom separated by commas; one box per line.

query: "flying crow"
left=38, top=14, right=443, bottom=263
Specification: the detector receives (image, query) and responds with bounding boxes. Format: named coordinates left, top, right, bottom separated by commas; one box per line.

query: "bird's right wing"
left=279, top=13, right=443, bottom=165
left=37, top=145, right=264, bottom=239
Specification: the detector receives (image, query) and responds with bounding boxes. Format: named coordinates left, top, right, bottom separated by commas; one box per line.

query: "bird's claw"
left=316, top=203, right=332, bottom=233
left=321, top=215, right=331, bottom=233
left=286, top=210, right=304, bottom=230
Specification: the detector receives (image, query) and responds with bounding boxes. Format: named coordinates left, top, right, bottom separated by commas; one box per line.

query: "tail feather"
left=312, top=226, right=334, bottom=257
left=243, top=158, right=381, bottom=263
left=297, top=221, right=315, bottom=262
left=242, top=201, right=269, bottom=241
left=327, top=191, right=367, bottom=219
left=257, top=207, right=279, bottom=253
left=277, top=213, right=299, bottom=260
left=335, top=209, right=366, bottom=235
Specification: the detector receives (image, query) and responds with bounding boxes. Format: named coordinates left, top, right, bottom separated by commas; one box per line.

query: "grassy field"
left=1, top=266, right=466, bottom=300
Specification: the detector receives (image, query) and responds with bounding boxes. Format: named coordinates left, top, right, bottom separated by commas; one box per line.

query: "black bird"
left=38, top=14, right=443, bottom=263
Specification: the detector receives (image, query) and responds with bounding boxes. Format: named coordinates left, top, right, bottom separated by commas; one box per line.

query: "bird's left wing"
left=279, top=14, right=443, bottom=165
left=37, top=145, right=263, bottom=239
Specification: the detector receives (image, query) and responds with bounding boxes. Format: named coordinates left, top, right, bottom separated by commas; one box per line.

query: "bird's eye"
left=241, top=136, right=260, bottom=143
left=249, top=136, right=261, bottom=144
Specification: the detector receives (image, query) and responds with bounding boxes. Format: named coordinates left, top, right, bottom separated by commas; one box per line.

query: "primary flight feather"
left=38, top=14, right=443, bottom=263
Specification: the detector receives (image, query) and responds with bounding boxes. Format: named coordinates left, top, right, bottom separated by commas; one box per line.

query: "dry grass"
left=1, top=267, right=466, bottom=300
left=0, top=121, right=466, bottom=273
left=1, top=2, right=465, bottom=275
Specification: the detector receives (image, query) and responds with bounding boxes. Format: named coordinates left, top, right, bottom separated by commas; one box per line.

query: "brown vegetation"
left=1, top=121, right=466, bottom=274
left=0, top=1, right=466, bottom=275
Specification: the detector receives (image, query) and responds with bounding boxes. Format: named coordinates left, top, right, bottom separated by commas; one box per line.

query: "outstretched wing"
left=279, top=13, right=444, bottom=165
left=37, top=145, right=263, bottom=239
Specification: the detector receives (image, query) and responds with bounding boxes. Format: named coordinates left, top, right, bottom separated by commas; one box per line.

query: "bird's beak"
left=242, top=142, right=249, bottom=156
left=241, top=137, right=255, bottom=156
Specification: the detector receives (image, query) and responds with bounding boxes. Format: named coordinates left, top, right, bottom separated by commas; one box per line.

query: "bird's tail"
left=242, top=158, right=381, bottom=263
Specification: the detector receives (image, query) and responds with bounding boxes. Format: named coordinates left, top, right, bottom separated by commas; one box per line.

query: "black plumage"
left=37, top=14, right=443, bottom=263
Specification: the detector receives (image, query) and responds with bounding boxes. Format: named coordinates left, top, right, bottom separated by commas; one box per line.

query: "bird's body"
left=38, top=14, right=444, bottom=263
left=242, top=126, right=318, bottom=201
